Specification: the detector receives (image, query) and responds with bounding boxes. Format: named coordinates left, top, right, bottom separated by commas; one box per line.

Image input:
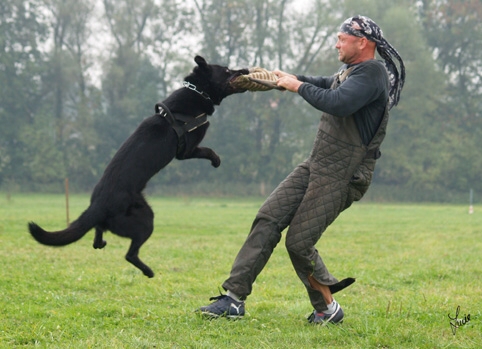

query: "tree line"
left=1, top=0, right=481, bottom=202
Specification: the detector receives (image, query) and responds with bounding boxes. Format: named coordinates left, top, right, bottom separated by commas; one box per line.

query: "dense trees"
left=0, top=0, right=480, bottom=201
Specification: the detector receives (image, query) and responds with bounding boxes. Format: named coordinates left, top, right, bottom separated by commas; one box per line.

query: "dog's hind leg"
left=110, top=200, right=155, bottom=277
left=125, top=232, right=154, bottom=278
left=93, top=226, right=107, bottom=249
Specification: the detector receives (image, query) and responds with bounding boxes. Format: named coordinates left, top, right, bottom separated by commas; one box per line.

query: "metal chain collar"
left=182, top=81, right=211, bottom=100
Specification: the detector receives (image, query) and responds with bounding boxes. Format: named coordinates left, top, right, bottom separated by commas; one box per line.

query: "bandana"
left=340, top=15, right=405, bottom=110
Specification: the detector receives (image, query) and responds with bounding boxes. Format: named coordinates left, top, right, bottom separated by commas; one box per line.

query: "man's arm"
left=297, top=62, right=386, bottom=116
left=296, top=75, right=334, bottom=89
left=273, top=70, right=334, bottom=91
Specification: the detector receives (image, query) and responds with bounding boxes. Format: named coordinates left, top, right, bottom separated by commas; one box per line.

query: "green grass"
left=0, top=193, right=481, bottom=348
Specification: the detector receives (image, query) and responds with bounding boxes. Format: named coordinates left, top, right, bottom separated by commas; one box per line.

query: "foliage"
left=419, top=0, right=482, bottom=193
left=1, top=0, right=481, bottom=201
left=0, top=0, right=47, bottom=188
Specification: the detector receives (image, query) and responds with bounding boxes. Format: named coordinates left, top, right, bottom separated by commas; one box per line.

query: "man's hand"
left=273, top=70, right=303, bottom=93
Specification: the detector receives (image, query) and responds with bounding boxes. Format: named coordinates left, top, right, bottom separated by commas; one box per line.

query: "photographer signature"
left=448, top=305, right=470, bottom=335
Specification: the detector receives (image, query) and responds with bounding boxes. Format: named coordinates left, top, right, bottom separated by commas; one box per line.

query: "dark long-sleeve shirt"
left=297, top=59, right=389, bottom=145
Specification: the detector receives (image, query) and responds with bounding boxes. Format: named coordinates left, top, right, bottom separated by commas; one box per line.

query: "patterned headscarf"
left=340, top=15, right=405, bottom=110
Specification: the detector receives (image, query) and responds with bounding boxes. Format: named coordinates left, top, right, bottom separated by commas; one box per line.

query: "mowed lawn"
left=0, top=193, right=480, bottom=348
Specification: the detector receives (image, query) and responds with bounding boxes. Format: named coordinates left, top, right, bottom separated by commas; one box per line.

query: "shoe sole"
left=199, top=311, right=244, bottom=320
left=310, top=318, right=344, bottom=326
left=309, top=306, right=344, bottom=325
left=322, top=309, right=343, bottom=325
left=321, top=319, right=343, bottom=326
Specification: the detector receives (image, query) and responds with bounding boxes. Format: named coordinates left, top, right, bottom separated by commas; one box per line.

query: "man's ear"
left=360, top=37, right=375, bottom=51
left=195, top=56, right=208, bottom=69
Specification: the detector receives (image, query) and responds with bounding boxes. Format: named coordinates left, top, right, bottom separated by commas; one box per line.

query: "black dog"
left=28, top=56, right=248, bottom=278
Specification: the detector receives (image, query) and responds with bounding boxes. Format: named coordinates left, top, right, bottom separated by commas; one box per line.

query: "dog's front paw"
left=211, top=156, right=221, bottom=168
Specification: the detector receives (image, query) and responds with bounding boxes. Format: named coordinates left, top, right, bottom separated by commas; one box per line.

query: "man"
left=198, top=15, right=405, bottom=324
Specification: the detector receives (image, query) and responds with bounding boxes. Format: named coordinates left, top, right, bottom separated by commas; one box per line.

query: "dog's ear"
left=194, top=56, right=208, bottom=70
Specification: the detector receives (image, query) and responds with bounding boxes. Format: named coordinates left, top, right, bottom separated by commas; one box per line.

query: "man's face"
left=335, top=32, right=363, bottom=64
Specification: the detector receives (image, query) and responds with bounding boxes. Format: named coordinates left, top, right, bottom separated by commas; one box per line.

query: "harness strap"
left=154, top=102, right=209, bottom=157
left=174, top=113, right=209, bottom=133
left=154, top=102, right=208, bottom=138
left=155, top=102, right=176, bottom=125
left=335, top=66, right=355, bottom=84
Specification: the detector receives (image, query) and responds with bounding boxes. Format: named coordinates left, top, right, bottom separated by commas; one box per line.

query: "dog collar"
left=182, top=81, right=211, bottom=100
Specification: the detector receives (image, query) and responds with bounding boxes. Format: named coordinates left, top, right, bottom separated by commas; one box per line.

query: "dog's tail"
left=28, top=205, right=101, bottom=246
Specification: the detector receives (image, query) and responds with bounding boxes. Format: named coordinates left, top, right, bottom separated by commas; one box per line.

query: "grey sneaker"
left=198, top=294, right=245, bottom=319
left=307, top=303, right=344, bottom=325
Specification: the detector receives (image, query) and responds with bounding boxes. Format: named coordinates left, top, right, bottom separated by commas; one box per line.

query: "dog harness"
left=155, top=102, right=208, bottom=136
left=154, top=102, right=208, bottom=156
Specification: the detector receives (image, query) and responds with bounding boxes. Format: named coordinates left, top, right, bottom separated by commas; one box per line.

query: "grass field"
left=0, top=193, right=480, bottom=348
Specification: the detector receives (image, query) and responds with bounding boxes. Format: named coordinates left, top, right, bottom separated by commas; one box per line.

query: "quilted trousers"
left=223, top=130, right=374, bottom=312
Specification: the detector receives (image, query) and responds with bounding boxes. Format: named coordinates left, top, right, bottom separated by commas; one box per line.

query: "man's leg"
left=285, top=179, right=347, bottom=315
left=222, top=162, right=310, bottom=298
left=198, top=162, right=310, bottom=317
left=308, top=275, right=333, bottom=304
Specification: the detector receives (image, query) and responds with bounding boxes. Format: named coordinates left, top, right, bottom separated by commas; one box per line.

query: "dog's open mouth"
left=229, top=70, right=251, bottom=92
